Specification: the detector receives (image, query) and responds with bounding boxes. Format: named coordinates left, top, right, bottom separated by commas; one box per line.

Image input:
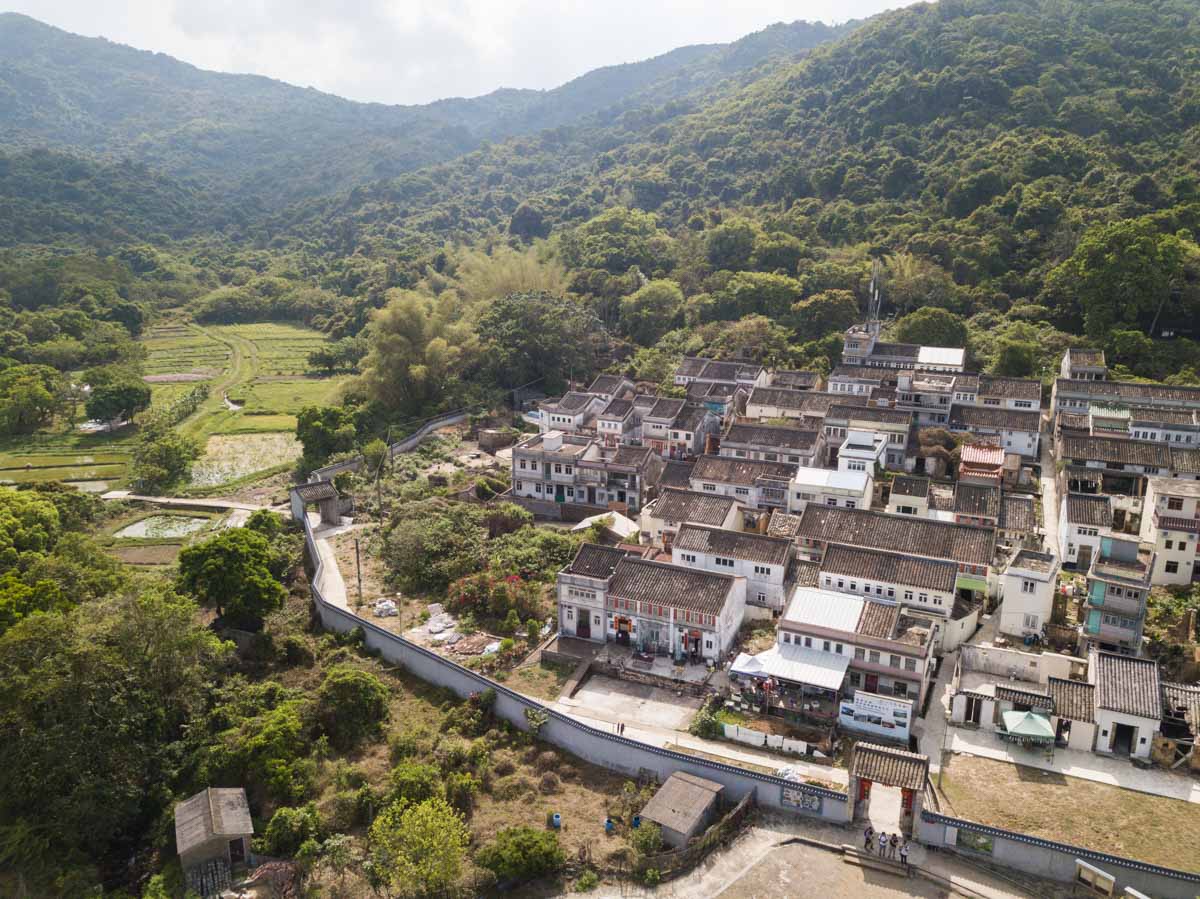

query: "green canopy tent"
left=999, top=710, right=1056, bottom=751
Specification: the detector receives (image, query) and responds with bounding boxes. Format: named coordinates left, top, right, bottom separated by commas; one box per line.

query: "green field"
left=0, top=432, right=137, bottom=491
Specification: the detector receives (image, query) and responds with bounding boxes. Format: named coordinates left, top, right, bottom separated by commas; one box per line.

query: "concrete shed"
left=640, top=771, right=724, bottom=848
left=175, top=787, right=254, bottom=870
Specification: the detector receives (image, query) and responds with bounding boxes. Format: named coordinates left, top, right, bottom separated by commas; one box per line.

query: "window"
left=1166, top=561, right=1179, bottom=574
left=887, top=587, right=895, bottom=598
left=934, top=596, right=943, bottom=606
left=535, top=483, right=542, bottom=493
left=824, top=576, right=832, bottom=587
left=1168, top=496, right=1184, bottom=511
left=893, top=682, right=909, bottom=698
left=1166, top=539, right=1174, bottom=550
left=554, top=463, right=562, bottom=474
left=705, top=638, right=713, bottom=650
left=837, top=579, right=845, bottom=589
left=1015, top=400, right=1033, bottom=409
left=715, top=557, right=734, bottom=568
left=1021, top=579, right=1036, bottom=594
left=918, top=593, right=928, bottom=604
left=888, top=655, right=900, bottom=669
left=846, top=500, right=857, bottom=509
left=826, top=497, right=838, bottom=506
left=679, top=552, right=696, bottom=564
left=804, top=637, right=813, bottom=648
left=783, top=632, right=792, bottom=643
left=735, top=487, right=749, bottom=496
left=515, top=480, right=523, bottom=490
left=1023, top=613, right=1039, bottom=629
left=823, top=640, right=831, bottom=652
left=849, top=672, right=861, bottom=687
left=869, top=650, right=880, bottom=664
left=702, top=483, right=716, bottom=492
left=756, top=591, right=767, bottom=603
left=904, top=590, right=914, bottom=602
left=566, top=608, right=574, bottom=620
left=850, top=582, right=858, bottom=592
left=855, top=647, right=865, bottom=660
left=904, top=658, right=917, bottom=672
left=754, top=565, right=772, bottom=576
left=519, top=459, right=527, bottom=470
left=847, top=460, right=866, bottom=471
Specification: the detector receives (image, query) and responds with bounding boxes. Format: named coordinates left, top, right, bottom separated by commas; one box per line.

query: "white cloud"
left=5, top=0, right=917, bottom=105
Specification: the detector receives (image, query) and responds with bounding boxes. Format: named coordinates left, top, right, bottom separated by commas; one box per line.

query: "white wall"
left=1094, top=709, right=1159, bottom=760
left=998, top=573, right=1055, bottom=638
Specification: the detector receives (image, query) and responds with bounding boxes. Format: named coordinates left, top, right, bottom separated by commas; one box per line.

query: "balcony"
left=1084, top=589, right=1144, bottom=619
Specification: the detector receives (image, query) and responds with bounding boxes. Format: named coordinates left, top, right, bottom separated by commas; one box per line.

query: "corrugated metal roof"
left=730, top=642, right=850, bottom=689
left=783, top=587, right=864, bottom=632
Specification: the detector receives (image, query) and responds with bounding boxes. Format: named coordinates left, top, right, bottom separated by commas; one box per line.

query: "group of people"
left=862, top=825, right=910, bottom=868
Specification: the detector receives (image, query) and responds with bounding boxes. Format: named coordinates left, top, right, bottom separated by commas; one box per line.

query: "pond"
left=114, top=515, right=212, bottom=539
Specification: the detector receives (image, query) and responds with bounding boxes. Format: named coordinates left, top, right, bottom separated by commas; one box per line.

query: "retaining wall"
left=919, top=810, right=1200, bottom=899
left=300, top=513, right=850, bottom=823
left=307, top=409, right=474, bottom=483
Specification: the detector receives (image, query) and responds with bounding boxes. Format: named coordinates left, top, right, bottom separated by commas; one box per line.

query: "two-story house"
left=673, top=357, right=766, bottom=391
left=887, top=475, right=930, bottom=516
left=1058, top=493, right=1113, bottom=570
left=538, top=392, right=606, bottom=434
left=949, top=405, right=1041, bottom=458
left=998, top=549, right=1060, bottom=640
left=823, top=405, right=911, bottom=469
left=1079, top=536, right=1154, bottom=656
left=745, top=387, right=861, bottom=421
left=595, top=397, right=640, bottom=447
left=638, top=487, right=741, bottom=548
left=672, top=524, right=794, bottom=615
left=511, top=431, right=592, bottom=506
left=841, top=320, right=966, bottom=372
left=1138, top=477, right=1200, bottom=585
left=718, top=422, right=824, bottom=466
left=585, top=374, right=636, bottom=402
left=557, top=543, right=640, bottom=642
left=1060, top=348, right=1108, bottom=381
left=511, top=431, right=663, bottom=514
left=642, top=399, right=719, bottom=459
left=689, top=454, right=797, bottom=512
left=788, top=466, right=873, bottom=514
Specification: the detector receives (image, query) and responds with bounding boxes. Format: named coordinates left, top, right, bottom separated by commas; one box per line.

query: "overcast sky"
left=6, top=0, right=917, bottom=106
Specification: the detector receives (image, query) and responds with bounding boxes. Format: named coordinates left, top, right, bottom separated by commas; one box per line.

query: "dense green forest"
left=5, top=0, right=1200, bottom=895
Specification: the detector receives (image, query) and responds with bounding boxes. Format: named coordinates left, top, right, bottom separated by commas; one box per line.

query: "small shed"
left=639, top=772, right=724, bottom=848
left=175, top=787, right=254, bottom=870
left=290, top=481, right=341, bottom=526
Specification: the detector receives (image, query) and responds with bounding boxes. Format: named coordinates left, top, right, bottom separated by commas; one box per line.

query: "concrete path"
left=309, top=516, right=350, bottom=609
left=945, top=724, right=1200, bottom=804
left=101, top=491, right=270, bottom=512
left=1038, top=422, right=1060, bottom=556
left=914, top=650, right=957, bottom=774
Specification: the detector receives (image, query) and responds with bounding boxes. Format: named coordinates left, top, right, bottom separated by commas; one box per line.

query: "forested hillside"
left=0, top=13, right=847, bottom=212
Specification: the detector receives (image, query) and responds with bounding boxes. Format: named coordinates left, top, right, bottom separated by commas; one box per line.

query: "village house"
left=556, top=549, right=747, bottom=660
left=948, top=404, right=1041, bottom=458
left=969, top=374, right=1043, bottom=411
left=767, top=369, right=824, bottom=391
left=1090, top=650, right=1162, bottom=759
left=1079, top=536, right=1153, bottom=657
left=642, top=398, right=720, bottom=459
left=685, top=380, right=746, bottom=423
left=998, top=550, right=1060, bottom=641
left=673, top=356, right=767, bottom=390
left=895, top=369, right=956, bottom=425
left=823, top=404, right=911, bottom=469
left=175, top=787, right=254, bottom=874
left=557, top=543, right=638, bottom=642
left=671, top=523, right=795, bottom=615
left=689, top=454, right=796, bottom=512
left=826, top=364, right=888, bottom=397
left=1138, top=476, right=1200, bottom=585
left=887, top=475, right=930, bottom=516
left=835, top=428, right=888, bottom=474
left=841, top=320, right=966, bottom=372
left=997, top=492, right=1039, bottom=548
left=1060, top=347, right=1108, bottom=381
left=586, top=373, right=636, bottom=402
left=718, top=421, right=824, bottom=466
left=638, top=487, right=741, bottom=547
left=958, top=443, right=1005, bottom=487
left=595, top=397, right=640, bottom=446
left=538, top=391, right=606, bottom=434
left=511, top=431, right=663, bottom=514
left=744, top=386, right=862, bottom=421
left=1052, top=375, right=1200, bottom=414
left=788, top=466, right=873, bottom=514
left=1058, top=493, right=1113, bottom=570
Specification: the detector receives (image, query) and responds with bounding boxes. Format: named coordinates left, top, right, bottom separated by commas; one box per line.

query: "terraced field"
left=142, top=323, right=230, bottom=379
left=0, top=435, right=137, bottom=492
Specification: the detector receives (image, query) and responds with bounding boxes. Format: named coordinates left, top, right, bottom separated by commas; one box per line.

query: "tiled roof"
left=977, top=376, right=1042, bottom=402
left=995, top=684, right=1053, bottom=711
left=871, top=341, right=921, bottom=359
left=1127, top=405, right=1198, bottom=426
left=611, top=445, right=655, bottom=467
left=698, top=359, right=762, bottom=382
left=640, top=772, right=723, bottom=836
left=1048, top=677, right=1095, bottom=723
left=949, top=404, right=1041, bottom=433
left=796, top=506, right=995, bottom=567
left=955, top=483, right=1001, bottom=519
left=675, top=357, right=708, bottom=378
left=747, top=387, right=862, bottom=414
left=658, top=460, right=695, bottom=490
left=673, top=403, right=712, bottom=432
left=1065, top=493, right=1112, bottom=528
left=1172, top=447, right=1200, bottom=474
left=674, top=524, right=793, bottom=565
left=821, top=544, right=957, bottom=593
left=652, top=488, right=736, bottom=526
left=827, top=403, right=912, bottom=425
left=691, top=454, right=796, bottom=486
left=1093, top=651, right=1162, bottom=720
left=856, top=601, right=899, bottom=639
left=999, top=494, right=1036, bottom=533
left=1056, top=378, right=1200, bottom=405
left=767, top=510, right=803, bottom=538
left=609, top=558, right=736, bottom=616
left=687, top=381, right=736, bottom=400
left=563, top=543, right=631, bottom=579
left=295, top=481, right=338, bottom=502
left=787, top=558, right=821, bottom=588
left=890, top=475, right=929, bottom=498
left=646, top=397, right=687, bottom=420
left=1056, top=411, right=1092, bottom=432
left=1162, top=682, right=1200, bottom=730
left=959, top=443, right=1005, bottom=466
left=1059, top=435, right=1171, bottom=468
left=599, top=398, right=634, bottom=419
left=588, top=374, right=629, bottom=394
left=553, top=391, right=598, bottom=413
left=850, top=743, right=929, bottom=791
left=771, top=370, right=821, bottom=389
left=723, top=423, right=820, bottom=452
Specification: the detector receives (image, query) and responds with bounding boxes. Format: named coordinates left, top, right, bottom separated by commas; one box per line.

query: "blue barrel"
left=632, top=814, right=641, bottom=829
left=551, top=813, right=562, bottom=829
left=604, top=817, right=614, bottom=834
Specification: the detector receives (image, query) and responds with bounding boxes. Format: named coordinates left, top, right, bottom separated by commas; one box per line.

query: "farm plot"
left=142, top=323, right=230, bottom=379
left=0, top=435, right=135, bottom=491
left=189, top=433, right=303, bottom=486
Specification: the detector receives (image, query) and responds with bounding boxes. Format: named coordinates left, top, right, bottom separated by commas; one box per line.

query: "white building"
left=837, top=429, right=887, bottom=473
left=999, top=550, right=1060, bottom=640
left=538, top=391, right=605, bottom=433
left=1090, top=650, right=1162, bottom=760
left=689, top=454, right=796, bottom=511
left=672, top=524, right=794, bottom=616
left=788, top=466, right=873, bottom=514
left=948, top=405, right=1041, bottom=458
left=1058, top=493, right=1112, bottom=570
left=638, top=487, right=741, bottom=548
left=886, top=475, right=930, bottom=517
left=1138, top=477, right=1200, bottom=585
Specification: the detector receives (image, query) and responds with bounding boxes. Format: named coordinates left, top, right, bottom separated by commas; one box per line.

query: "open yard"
left=937, top=753, right=1200, bottom=873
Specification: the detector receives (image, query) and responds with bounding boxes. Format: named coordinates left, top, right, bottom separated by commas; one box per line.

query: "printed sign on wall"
left=839, top=691, right=913, bottom=742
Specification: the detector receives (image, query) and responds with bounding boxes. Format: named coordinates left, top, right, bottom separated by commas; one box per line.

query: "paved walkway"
left=914, top=650, right=957, bottom=774
left=101, top=490, right=272, bottom=512
left=309, top=515, right=350, bottom=609
left=945, top=724, right=1200, bottom=803
left=1038, top=423, right=1059, bottom=555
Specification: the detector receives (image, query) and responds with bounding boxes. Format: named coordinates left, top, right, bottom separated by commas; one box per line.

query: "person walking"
left=889, top=833, right=899, bottom=860
left=878, top=831, right=889, bottom=857
left=899, top=840, right=910, bottom=871
left=863, top=825, right=874, bottom=852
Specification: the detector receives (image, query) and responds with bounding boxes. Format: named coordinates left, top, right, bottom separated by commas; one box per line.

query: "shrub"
left=444, top=772, right=480, bottom=814
left=643, top=867, right=661, bottom=886
left=534, top=750, right=558, bottom=772
left=493, top=774, right=536, bottom=800
left=388, top=761, right=442, bottom=806
left=538, top=772, right=561, bottom=794
left=315, top=666, right=390, bottom=750
left=575, top=868, right=599, bottom=892
left=502, top=608, right=521, bottom=634
left=435, top=736, right=471, bottom=771
left=629, top=821, right=663, bottom=857
left=475, top=827, right=565, bottom=884
left=264, top=803, right=322, bottom=856
left=329, top=786, right=376, bottom=830
left=492, top=752, right=517, bottom=777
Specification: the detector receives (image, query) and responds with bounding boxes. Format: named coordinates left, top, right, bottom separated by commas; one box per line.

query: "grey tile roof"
left=1172, top=447, right=1200, bottom=474
left=787, top=558, right=822, bottom=588
left=796, top=506, right=995, bottom=567
left=640, top=772, right=723, bottom=836
left=588, top=374, right=630, bottom=394
left=295, top=482, right=338, bottom=502
left=658, top=460, right=695, bottom=490
left=748, top=387, right=863, bottom=415
left=767, top=510, right=803, bottom=538
left=977, top=375, right=1043, bottom=402
left=771, top=370, right=821, bottom=389
left=954, top=484, right=1001, bottom=519
left=691, top=454, right=796, bottom=486
left=1093, top=651, right=1162, bottom=720
left=675, top=357, right=708, bottom=378
left=723, top=423, right=820, bottom=452
left=599, top=398, right=634, bottom=419
left=820, top=544, right=956, bottom=593
left=652, top=488, right=736, bottom=526
left=1065, top=493, right=1112, bottom=528
left=609, top=558, right=736, bottom=616
left=672, top=403, right=712, bottom=432
left=827, top=403, right=912, bottom=425
left=564, top=543, right=631, bottom=579
left=646, top=397, right=687, bottom=421
left=995, top=684, right=1053, bottom=711
left=890, top=475, right=929, bottom=498
left=850, top=743, right=929, bottom=791
left=175, top=788, right=253, bottom=857
left=674, top=524, right=792, bottom=565
left=949, top=404, right=1041, bottom=433
left=999, top=494, right=1036, bottom=533
left=1067, top=348, right=1106, bottom=366
left=1048, top=677, right=1096, bottom=723
left=1059, top=434, right=1171, bottom=468
left=856, top=601, right=899, bottom=639
left=1056, top=377, right=1200, bottom=405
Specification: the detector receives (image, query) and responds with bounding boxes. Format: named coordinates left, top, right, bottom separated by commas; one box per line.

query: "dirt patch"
left=502, top=660, right=576, bottom=701
left=111, top=543, right=183, bottom=565
left=938, top=753, right=1200, bottom=872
